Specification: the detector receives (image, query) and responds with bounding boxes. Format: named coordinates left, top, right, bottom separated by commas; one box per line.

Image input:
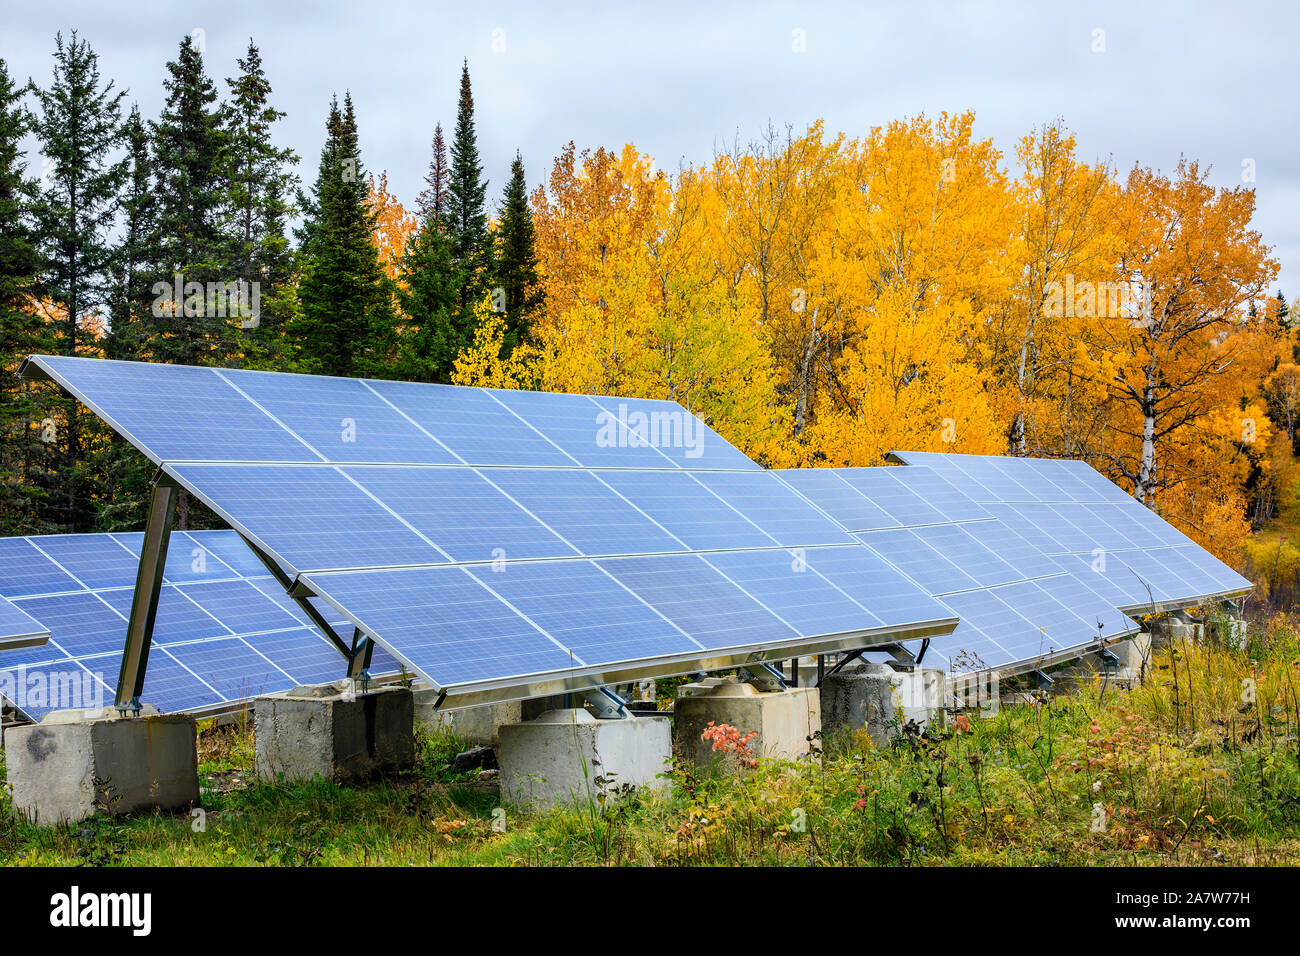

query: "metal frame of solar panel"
left=886, top=451, right=1253, bottom=615
left=0, top=594, right=49, bottom=650
left=773, top=465, right=1139, bottom=676
left=0, top=530, right=405, bottom=721
left=19, top=356, right=957, bottom=712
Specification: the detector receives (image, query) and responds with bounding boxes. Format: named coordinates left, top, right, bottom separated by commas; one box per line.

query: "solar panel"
left=0, top=530, right=377, bottom=721
left=0, top=594, right=49, bottom=650
left=889, top=451, right=1253, bottom=611
left=21, top=356, right=957, bottom=710
left=776, top=465, right=1138, bottom=674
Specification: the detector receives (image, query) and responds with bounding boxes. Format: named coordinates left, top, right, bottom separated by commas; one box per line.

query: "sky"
left=3, top=0, right=1296, bottom=293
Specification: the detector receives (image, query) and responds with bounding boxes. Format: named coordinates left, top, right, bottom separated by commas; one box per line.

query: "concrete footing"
left=414, top=690, right=520, bottom=747
left=673, top=678, right=821, bottom=767
left=820, top=664, right=944, bottom=745
left=254, top=684, right=414, bottom=783
left=4, top=708, right=198, bottom=824
left=498, top=708, right=671, bottom=809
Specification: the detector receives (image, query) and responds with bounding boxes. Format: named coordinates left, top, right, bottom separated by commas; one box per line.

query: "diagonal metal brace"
left=581, top=686, right=629, bottom=719
left=739, top=661, right=787, bottom=693
left=116, top=476, right=180, bottom=715
left=239, top=535, right=354, bottom=669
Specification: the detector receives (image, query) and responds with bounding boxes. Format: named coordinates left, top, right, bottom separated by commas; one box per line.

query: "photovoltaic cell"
left=465, top=560, right=702, bottom=665
left=692, top=471, right=854, bottom=546
left=773, top=468, right=901, bottom=532
left=597, top=554, right=798, bottom=651
left=598, top=470, right=772, bottom=551
left=343, top=466, right=578, bottom=563
left=221, top=368, right=459, bottom=465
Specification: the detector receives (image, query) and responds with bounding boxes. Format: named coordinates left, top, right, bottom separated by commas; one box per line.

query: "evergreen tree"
left=149, top=34, right=228, bottom=366
left=105, top=105, right=157, bottom=361
left=415, top=122, right=450, bottom=222
left=495, top=152, right=541, bottom=349
left=29, top=32, right=127, bottom=532
left=291, top=94, right=395, bottom=377
left=397, top=208, right=458, bottom=383
left=0, top=57, right=57, bottom=534
left=223, top=39, right=298, bottom=361
left=447, top=60, right=493, bottom=314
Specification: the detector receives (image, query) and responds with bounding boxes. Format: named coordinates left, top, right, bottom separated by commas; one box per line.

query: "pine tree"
left=105, top=105, right=157, bottom=361
left=447, top=60, right=493, bottom=314
left=415, top=123, right=450, bottom=222
left=495, top=152, right=541, bottom=349
left=29, top=32, right=127, bottom=532
left=397, top=208, right=458, bottom=382
left=149, top=34, right=228, bottom=366
left=292, top=94, right=395, bottom=377
left=0, top=57, right=57, bottom=534
left=223, top=39, right=298, bottom=361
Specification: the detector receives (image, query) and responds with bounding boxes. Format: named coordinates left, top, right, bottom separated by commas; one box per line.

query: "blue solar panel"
left=907, top=523, right=1024, bottom=589
left=587, top=396, right=761, bottom=471
left=365, top=378, right=577, bottom=466
left=221, top=368, right=459, bottom=465
left=165, top=637, right=295, bottom=702
left=692, top=471, right=854, bottom=546
left=802, top=545, right=955, bottom=629
left=774, top=468, right=901, bottom=532
left=488, top=389, right=681, bottom=469
left=27, top=355, right=314, bottom=464
left=836, top=468, right=948, bottom=526
left=893, top=452, right=1254, bottom=611
left=855, top=528, right=982, bottom=596
left=244, top=628, right=350, bottom=686
left=303, top=565, right=580, bottom=686
left=343, top=466, right=578, bottom=563
left=30, top=534, right=139, bottom=590
left=466, top=560, right=701, bottom=665
left=0, top=537, right=84, bottom=596
left=138, top=649, right=226, bottom=713
left=598, top=470, right=772, bottom=551
left=167, top=464, right=445, bottom=572
left=0, top=530, right=375, bottom=719
left=0, top=595, right=48, bottom=647
left=597, top=554, right=798, bottom=651
left=703, top=549, right=886, bottom=634
left=485, top=468, right=684, bottom=556
left=13, top=592, right=129, bottom=659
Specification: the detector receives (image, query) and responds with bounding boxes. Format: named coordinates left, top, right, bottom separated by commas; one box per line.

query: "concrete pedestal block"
left=414, top=690, right=521, bottom=747
left=673, top=679, right=820, bottom=767
left=255, top=685, right=414, bottom=783
left=4, top=709, right=198, bottom=824
left=498, top=709, right=671, bottom=809
left=821, top=664, right=945, bottom=745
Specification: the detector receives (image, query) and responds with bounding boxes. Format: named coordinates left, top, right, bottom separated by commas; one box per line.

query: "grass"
left=2, top=622, right=1299, bottom=867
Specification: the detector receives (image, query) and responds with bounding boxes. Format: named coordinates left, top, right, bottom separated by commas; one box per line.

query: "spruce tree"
left=495, top=152, right=541, bottom=349
left=223, top=39, right=298, bottom=360
left=447, top=60, right=492, bottom=315
left=415, top=123, right=450, bottom=222
left=149, top=34, right=228, bottom=366
left=292, top=94, right=395, bottom=377
left=106, top=105, right=157, bottom=361
left=29, top=32, right=127, bottom=532
left=0, top=57, right=57, bottom=534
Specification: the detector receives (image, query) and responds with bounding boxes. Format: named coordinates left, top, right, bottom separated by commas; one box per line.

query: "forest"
left=0, top=31, right=1292, bottom=586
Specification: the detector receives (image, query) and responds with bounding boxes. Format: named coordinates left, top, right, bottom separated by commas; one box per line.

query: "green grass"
left=3, top=628, right=1299, bottom=867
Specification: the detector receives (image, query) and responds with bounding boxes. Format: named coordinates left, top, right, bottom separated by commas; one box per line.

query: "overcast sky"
left=4, top=0, right=1295, bottom=293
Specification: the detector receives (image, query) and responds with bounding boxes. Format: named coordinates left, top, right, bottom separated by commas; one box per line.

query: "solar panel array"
left=774, top=466, right=1139, bottom=674
left=20, top=356, right=957, bottom=709
left=888, top=452, right=1253, bottom=613
left=0, top=530, right=402, bottom=721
